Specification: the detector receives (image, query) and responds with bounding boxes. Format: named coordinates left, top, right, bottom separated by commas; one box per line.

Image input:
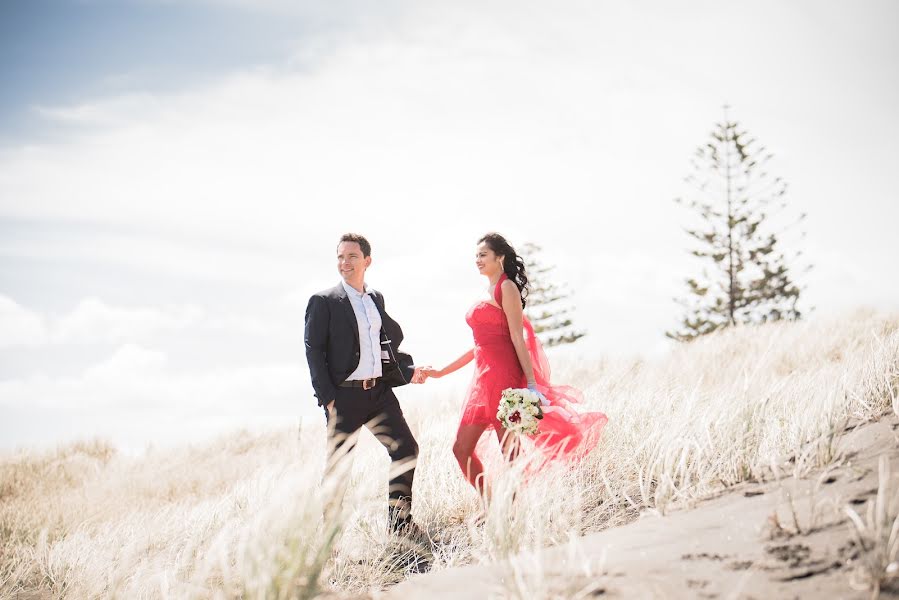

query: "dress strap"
left=493, top=273, right=507, bottom=306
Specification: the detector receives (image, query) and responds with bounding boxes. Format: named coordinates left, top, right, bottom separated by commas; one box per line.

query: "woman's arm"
left=501, top=279, right=537, bottom=385
left=427, top=349, right=475, bottom=378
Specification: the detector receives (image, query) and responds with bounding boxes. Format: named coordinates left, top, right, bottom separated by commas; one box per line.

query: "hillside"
left=388, top=413, right=899, bottom=598
left=1, top=311, right=897, bottom=598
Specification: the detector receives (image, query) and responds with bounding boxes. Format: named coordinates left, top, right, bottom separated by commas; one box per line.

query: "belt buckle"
left=363, top=378, right=376, bottom=390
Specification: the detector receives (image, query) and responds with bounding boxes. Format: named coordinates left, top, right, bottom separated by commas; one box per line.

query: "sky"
left=1, top=0, right=897, bottom=452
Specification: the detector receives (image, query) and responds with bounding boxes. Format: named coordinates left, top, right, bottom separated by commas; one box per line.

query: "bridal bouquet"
left=497, top=388, right=544, bottom=435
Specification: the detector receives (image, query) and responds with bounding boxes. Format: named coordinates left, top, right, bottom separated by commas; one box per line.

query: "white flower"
left=499, top=387, right=542, bottom=435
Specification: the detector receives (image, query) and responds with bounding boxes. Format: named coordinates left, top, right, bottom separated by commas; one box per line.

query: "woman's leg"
left=492, top=423, right=521, bottom=506
left=493, top=423, right=520, bottom=462
left=453, top=423, right=489, bottom=495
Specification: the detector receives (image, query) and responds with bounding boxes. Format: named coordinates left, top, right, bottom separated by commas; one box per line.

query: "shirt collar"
left=341, top=279, right=372, bottom=298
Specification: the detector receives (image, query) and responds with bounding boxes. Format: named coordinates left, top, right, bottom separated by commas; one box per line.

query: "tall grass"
left=2, top=310, right=897, bottom=597
left=845, top=456, right=899, bottom=599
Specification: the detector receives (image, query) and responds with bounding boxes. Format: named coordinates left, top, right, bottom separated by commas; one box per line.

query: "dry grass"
left=845, top=455, right=899, bottom=599
left=2, top=310, right=898, bottom=598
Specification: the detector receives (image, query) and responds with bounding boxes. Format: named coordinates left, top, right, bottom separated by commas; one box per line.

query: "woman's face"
left=475, top=241, right=503, bottom=277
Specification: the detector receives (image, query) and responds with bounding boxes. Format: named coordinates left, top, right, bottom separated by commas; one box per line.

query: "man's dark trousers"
left=325, top=381, right=418, bottom=525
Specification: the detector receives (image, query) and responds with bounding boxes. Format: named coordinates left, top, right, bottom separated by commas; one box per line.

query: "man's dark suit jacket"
left=304, top=283, right=412, bottom=408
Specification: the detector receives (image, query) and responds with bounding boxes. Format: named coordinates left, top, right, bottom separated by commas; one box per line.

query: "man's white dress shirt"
left=342, top=280, right=383, bottom=380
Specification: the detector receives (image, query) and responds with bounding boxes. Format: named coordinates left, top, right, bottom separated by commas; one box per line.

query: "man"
left=304, top=233, right=426, bottom=534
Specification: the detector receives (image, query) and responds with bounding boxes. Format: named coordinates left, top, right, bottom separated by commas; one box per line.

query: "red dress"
left=459, top=274, right=607, bottom=460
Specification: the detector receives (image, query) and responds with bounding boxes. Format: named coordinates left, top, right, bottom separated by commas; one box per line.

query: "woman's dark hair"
left=478, top=232, right=529, bottom=308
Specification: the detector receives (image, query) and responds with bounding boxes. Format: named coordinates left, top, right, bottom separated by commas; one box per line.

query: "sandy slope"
left=387, top=413, right=899, bottom=599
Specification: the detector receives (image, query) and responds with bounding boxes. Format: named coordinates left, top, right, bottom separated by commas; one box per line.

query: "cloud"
left=0, top=294, right=210, bottom=348
left=0, top=295, right=48, bottom=347
left=0, top=294, right=206, bottom=348
left=82, top=343, right=168, bottom=381
left=0, top=342, right=309, bottom=413
left=0, top=227, right=305, bottom=287
left=0, top=292, right=317, bottom=353
left=55, top=297, right=203, bottom=344
left=4, top=1, right=888, bottom=262
left=33, top=93, right=165, bottom=127
left=0, top=2, right=698, bottom=252
left=0, top=341, right=314, bottom=451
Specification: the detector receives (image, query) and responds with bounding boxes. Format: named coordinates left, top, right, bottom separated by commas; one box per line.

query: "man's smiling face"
left=337, top=241, right=371, bottom=288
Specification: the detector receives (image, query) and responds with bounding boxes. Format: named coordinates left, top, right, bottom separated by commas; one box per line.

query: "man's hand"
left=326, top=400, right=335, bottom=413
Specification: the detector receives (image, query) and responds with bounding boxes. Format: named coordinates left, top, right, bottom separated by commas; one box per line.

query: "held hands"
left=410, top=366, right=442, bottom=384
left=527, top=382, right=550, bottom=407
left=411, top=366, right=430, bottom=384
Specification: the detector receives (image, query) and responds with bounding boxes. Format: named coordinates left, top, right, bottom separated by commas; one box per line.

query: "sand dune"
left=2, top=312, right=897, bottom=598
left=390, top=414, right=899, bottom=599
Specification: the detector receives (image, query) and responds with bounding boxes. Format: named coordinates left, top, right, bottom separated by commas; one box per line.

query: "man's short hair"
left=338, top=233, right=371, bottom=257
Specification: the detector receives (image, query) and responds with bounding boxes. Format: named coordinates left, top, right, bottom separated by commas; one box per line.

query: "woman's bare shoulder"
left=499, top=279, right=521, bottom=309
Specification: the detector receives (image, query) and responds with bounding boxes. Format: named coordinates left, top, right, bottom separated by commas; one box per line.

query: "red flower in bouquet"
left=498, top=388, right=543, bottom=435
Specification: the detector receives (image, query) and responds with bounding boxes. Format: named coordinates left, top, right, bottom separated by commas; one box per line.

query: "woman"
left=423, top=233, right=607, bottom=496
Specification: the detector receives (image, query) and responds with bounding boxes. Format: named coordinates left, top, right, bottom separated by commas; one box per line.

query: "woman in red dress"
left=424, top=233, right=607, bottom=495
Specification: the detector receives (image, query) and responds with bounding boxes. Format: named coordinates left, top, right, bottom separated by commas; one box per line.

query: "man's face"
left=337, top=241, right=371, bottom=283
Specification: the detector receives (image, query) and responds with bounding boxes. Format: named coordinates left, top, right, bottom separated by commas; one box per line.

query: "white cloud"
left=3, top=1, right=894, bottom=277
left=3, top=2, right=891, bottom=268
left=82, top=343, right=168, bottom=381
left=33, top=93, right=165, bottom=127
left=54, top=297, right=203, bottom=344
left=0, top=296, right=207, bottom=348
left=0, top=295, right=48, bottom=347
left=0, top=342, right=315, bottom=451
left=0, top=229, right=304, bottom=287
left=0, top=342, right=310, bottom=413
left=0, top=295, right=279, bottom=349
left=1, top=5, right=693, bottom=251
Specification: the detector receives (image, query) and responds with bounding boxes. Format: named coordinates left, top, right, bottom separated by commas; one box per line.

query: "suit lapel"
left=371, top=292, right=392, bottom=340
left=335, top=284, right=360, bottom=346
left=370, top=291, right=385, bottom=318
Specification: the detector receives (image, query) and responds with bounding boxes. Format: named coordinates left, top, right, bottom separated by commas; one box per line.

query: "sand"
left=386, top=413, right=899, bottom=599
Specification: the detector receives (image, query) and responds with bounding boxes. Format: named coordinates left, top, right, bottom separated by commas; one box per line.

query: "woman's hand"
left=424, top=349, right=473, bottom=380
left=528, top=382, right=550, bottom=406
left=421, top=367, right=444, bottom=379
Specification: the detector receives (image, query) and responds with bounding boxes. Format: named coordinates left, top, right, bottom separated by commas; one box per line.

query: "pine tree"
left=522, top=242, right=585, bottom=347
left=668, top=107, right=808, bottom=342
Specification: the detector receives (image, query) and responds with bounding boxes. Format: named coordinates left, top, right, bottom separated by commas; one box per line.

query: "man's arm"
left=304, top=295, right=337, bottom=407
left=374, top=291, right=404, bottom=347
left=374, top=291, right=418, bottom=383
